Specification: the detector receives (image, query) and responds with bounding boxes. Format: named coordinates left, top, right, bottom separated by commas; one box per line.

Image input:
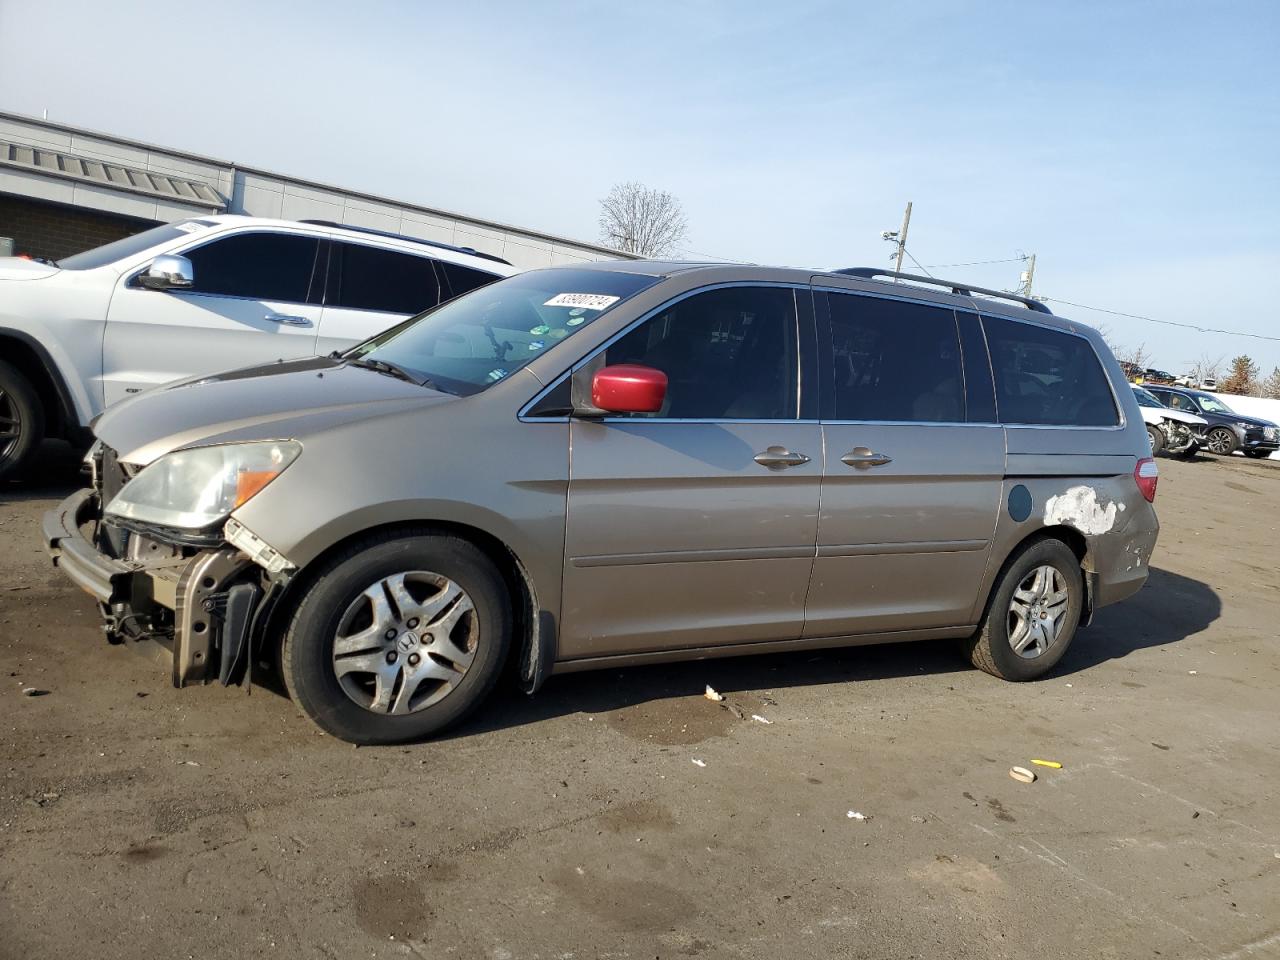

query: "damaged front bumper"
left=43, top=488, right=282, bottom=688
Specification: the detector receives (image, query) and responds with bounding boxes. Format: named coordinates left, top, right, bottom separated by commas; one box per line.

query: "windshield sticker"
left=549, top=328, right=568, bottom=340
left=486, top=368, right=508, bottom=382
left=544, top=293, right=620, bottom=311
left=528, top=340, right=545, bottom=351
left=569, top=308, right=586, bottom=317
left=173, top=222, right=205, bottom=233
left=566, top=316, right=586, bottom=326
left=529, top=324, right=550, bottom=335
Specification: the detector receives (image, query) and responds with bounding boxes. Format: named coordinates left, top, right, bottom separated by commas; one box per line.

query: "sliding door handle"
left=841, top=447, right=892, bottom=468
left=754, top=446, right=811, bottom=468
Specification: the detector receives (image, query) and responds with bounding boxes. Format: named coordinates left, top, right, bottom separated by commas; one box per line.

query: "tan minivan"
left=45, top=263, right=1160, bottom=744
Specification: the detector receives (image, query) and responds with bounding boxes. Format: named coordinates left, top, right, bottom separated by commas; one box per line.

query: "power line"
left=1040, top=297, right=1280, bottom=344
left=924, top=256, right=1028, bottom=268
left=901, top=246, right=935, bottom=278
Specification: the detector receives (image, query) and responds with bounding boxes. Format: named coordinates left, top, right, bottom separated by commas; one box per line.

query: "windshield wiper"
left=350, top=357, right=419, bottom=383
left=348, top=357, right=447, bottom=393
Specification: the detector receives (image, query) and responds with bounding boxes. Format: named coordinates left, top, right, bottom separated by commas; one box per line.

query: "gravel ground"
left=1, top=443, right=1278, bottom=960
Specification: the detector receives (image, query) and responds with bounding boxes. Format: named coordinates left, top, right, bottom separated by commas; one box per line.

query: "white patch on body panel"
left=1043, top=485, right=1119, bottom=536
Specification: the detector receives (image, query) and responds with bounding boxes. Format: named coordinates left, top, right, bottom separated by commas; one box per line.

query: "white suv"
left=0, top=216, right=515, bottom=479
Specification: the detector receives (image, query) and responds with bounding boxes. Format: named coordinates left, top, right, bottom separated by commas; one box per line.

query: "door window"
left=1166, top=393, right=1198, bottom=413
left=982, top=315, right=1119, bottom=426
left=600, top=286, right=800, bottom=419
left=331, top=242, right=441, bottom=314
left=439, top=261, right=501, bottom=299
left=182, top=232, right=321, bottom=303
left=827, top=292, right=964, bottom=422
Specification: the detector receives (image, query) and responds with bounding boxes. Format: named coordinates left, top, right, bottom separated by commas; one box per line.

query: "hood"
left=1228, top=412, right=1279, bottom=429
left=0, top=257, right=59, bottom=281
left=1154, top=407, right=1207, bottom=426
left=96, top=357, right=456, bottom=465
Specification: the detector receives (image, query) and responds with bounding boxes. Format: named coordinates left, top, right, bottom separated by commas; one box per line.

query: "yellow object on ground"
left=1031, top=759, right=1063, bottom=769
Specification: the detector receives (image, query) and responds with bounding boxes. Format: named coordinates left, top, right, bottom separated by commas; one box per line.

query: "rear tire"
left=963, top=538, right=1084, bottom=681
left=0, top=359, right=44, bottom=483
left=282, top=532, right=512, bottom=744
left=1146, top=424, right=1165, bottom=456
left=1206, top=426, right=1238, bottom=456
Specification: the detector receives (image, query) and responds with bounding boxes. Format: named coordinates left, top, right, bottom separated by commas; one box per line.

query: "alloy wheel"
left=1207, top=428, right=1235, bottom=455
left=1007, top=565, right=1069, bottom=659
left=331, top=571, right=478, bottom=715
left=0, top=385, right=21, bottom=460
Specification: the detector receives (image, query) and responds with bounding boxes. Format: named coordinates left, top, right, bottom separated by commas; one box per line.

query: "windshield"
left=1194, top=393, right=1235, bottom=414
left=1132, top=387, right=1164, bottom=408
left=348, top=268, right=661, bottom=395
left=57, top=220, right=215, bottom=270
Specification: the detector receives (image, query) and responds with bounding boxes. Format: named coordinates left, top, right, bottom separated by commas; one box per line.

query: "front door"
left=804, top=288, right=1004, bottom=638
left=101, top=231, right=324, bottom=407
left=559, top=285, right=821, bottom=660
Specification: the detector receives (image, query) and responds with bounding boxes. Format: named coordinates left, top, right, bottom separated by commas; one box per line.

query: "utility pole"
left=893, top=202, right=912, bottom=275
left=881, top=202, right=912, bottom=282
left=1019, top=253, right=1037, bottom=299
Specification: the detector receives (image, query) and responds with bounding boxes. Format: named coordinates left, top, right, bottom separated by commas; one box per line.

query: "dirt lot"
left=1, top=445, right=1277, bottom=960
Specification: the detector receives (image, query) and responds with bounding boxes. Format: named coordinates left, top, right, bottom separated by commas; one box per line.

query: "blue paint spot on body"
left=1009, top=484, right=1033, bottom=522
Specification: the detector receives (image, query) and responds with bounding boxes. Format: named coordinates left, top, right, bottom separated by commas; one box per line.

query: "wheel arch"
left=0, top=327, right=87, bottom=442
left=980, top=524, right=1094, bottom=629
left=258, top=519, right=552, bottom=694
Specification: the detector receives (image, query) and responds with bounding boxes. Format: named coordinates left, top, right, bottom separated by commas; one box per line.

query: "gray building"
left=0, top=111, right=629, bottom=267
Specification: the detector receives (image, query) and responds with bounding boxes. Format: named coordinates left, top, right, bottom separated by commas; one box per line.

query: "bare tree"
left=1111, top=342, right=1150, bottom=370
left=599, top=182, right=688, bottom=258
left=1185, top=352, right=1225, bottom=385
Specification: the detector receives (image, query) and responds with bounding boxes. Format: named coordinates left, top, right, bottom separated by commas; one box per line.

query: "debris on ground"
left=750, top=714, right=773, bottom=724
left=1031, top=759, right=1063, bottom=769
left=704, top=685, right=724, bottom=702
left=176, top=760, right=201, bottom=767
left=691, top=759, right=706, bottom=768
left=910, top=815, right=927, bottom=823
left=722, top=702, right=745, bottom=720
left=846, top=811, right=868, bottom=821
left=1009, top=766, right=1037, bottom=784
left=21, top=687, right=48, bottom=697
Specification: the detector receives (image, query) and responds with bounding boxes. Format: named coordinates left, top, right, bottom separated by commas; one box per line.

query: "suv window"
left=183, top=232, right=321, bottom=303
left=332, top=242, right=441, bottom=314
left=982, top=315, right=1119, bottom=426
left=1165, top=393, right=1199, bottom=413
left=439, top=261, right=501, bottom=299
left=827, top=292, right=964, bottom=422
left=601, top=286, right=799, bottom=419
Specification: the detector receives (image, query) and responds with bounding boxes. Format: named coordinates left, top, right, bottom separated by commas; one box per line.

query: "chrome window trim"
left=518, top=280, right=811, bottom=423
left=123, top=227, right=327, bottom=308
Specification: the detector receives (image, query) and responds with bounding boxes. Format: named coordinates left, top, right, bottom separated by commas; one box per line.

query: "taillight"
left=1135, top=457, right=1158, bottom=502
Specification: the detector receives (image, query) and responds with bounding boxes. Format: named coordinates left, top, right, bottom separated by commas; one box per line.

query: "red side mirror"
left=591, top=364, right=667, bottom=414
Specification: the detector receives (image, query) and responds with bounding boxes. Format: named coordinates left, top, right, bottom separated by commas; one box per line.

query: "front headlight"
left=105, top=441, right=301, bottom=530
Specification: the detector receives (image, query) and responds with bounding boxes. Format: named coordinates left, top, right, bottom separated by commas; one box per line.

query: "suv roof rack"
left=833, top=267, right=1053, bottom=315
left=298, top=219, right=512, bottom=267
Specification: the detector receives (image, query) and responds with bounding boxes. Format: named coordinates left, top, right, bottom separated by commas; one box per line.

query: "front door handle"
left=264, top=313, right=312, bottom=327
left=841, top=447, right=892, bottom=468
left=754, top=446, right=811, bottom=469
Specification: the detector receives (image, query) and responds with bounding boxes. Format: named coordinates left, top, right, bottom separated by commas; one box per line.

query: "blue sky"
left=2, top=0, right=1277, bottom=372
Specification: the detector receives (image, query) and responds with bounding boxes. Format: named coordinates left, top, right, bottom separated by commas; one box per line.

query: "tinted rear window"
left=439, top=261, right=501, bottom=299
left=332, top=242, right=440, bottom=314
left=982, top=315, right=1119, bottom=426
left=827, top=292, right=964, bottom=422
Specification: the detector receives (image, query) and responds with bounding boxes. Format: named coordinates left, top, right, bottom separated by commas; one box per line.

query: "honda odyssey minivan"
left=44, top=263, right=1160, bottom=744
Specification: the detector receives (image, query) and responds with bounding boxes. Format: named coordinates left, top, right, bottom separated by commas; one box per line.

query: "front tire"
left=1146, top=424, right=1165, bottom=456
left=963, top=538, right=1084, bottom=681
left=0, top=359, right=44, bottom=482
left=282, top=532, right=512, bottom=744
left=1206, top=426, right=1238, bottom=456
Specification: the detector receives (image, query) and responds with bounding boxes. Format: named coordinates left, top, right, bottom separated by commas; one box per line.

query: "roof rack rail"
left=298, top=219, right=512, bottom=266
left=833, top=267, right=1052, bottom=314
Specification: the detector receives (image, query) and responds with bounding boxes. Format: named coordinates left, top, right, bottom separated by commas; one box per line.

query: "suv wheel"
left=1145, top=424, right=1164, bottom=456
left=963, top=538, right=1083, bottom=681
left=1206, top=427, right=1237, bottom=456
left=282, top=532, right=512, bottom=744
left=0, top=359, right=44, bottom=482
